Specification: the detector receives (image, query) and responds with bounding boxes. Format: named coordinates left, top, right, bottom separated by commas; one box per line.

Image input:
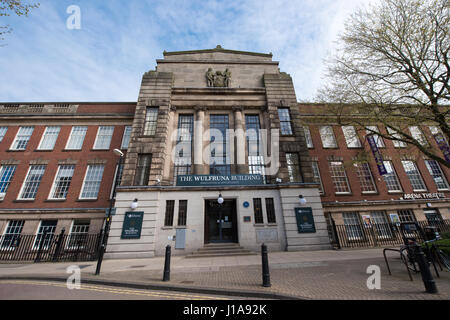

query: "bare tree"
left=316, top=0, right=450, bottom=168
left=1, top=0, right=39, bottom=41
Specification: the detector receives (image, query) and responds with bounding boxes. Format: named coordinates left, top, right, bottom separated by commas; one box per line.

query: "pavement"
left=0, top=248, right=449, bottom=300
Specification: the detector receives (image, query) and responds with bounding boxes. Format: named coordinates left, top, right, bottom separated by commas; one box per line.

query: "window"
left=93, top=126, right=114, bottom=150
left=343, top=213, right=363, bottom=240
left=134, top=154, right=152, bottom=186
left=38, top=126, right=60, bottom=150
left=143, top=107, right=159, bottom=135
left=329, top=161, right=351, bottom=194
left=387, top=127, right=407, bottom=148
left=311, top=161, right=324, bottom=194
left=366, top=126, right=384, bottom=148
left=424, top=209, right=443, bottom=225
left=246, top=115, right=265, bottom=178
left=0, top=220, right=24, bottom=249
left=286, top=153, right=303, bottom=183
left=409, top=126, right=427, bottom=146
left=0, top=126, right=7, bottom=142
left=253, top=198, right=264, bottom=224
left=402, top=161, right=427, bottom=191
left=278, top=108, right=293, bottom=135
left=66, top=126, right=88, bottom=150
left=11, top=126, right=34, bottom=150
left=382, top=161, right=402, bottom=192
left=397, top=209, right=416, bottom=222
left=67, top=220, right=90, bottom=249
left=33, top=220, right=57, bottom=250
left=49, top=165, right=75, bottom=199
left=342, top=126, right=361, bottom=148
left=80, top=165, right=104, bottom=199
left=265, top=198, right=276, bottom=224
left=178, top=200, right=188, bottom=226
left=303, top=126, right=313, bottom=148
left=121, top=126, right=132, bottom=149
left=210, top=115, right=231, bottom=175
left=371, top=211, right=392, bottom=238
left=110, top=163, right=124, bottom=199
left=354, top=162, right=377, bottom=193
left=164, top=200, right=175, bottom=227
left=319, top=126, right=337, bottom=148
left=429, top=126, right=447, bottom=143
left=18, top=165, right=46, bottom=199
left=425, top=160, right=449, bottom=190
left=0, top=165, right=17, bottom=195
left=174, top=115, right=193, bottom=180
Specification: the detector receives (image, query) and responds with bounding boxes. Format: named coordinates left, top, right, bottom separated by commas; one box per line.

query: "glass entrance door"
left=205, top=199, right=237, bottom=243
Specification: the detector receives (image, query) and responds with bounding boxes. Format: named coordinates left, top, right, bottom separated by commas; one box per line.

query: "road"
left=0, top=280, right=241, bottom=300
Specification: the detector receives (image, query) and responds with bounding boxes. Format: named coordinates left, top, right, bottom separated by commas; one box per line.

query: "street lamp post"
left=217, top=193, right=224, bottom=242
left=95, top=149, right=124, bottom=275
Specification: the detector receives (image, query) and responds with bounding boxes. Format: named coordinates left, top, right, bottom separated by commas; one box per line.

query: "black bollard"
left=261, top=243, right=271, bottom=287
left=413, top=243, right=438, bottom=294
left=163, top=245, right=171, bottom=282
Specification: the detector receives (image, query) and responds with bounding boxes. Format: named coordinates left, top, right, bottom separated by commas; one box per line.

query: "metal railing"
left=330, top=219, right=450, bottom=249
left=0, top=230, right=102, bottom=262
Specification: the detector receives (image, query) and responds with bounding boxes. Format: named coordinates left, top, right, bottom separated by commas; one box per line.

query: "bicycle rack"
left=383, top=248, right=413, bottom=281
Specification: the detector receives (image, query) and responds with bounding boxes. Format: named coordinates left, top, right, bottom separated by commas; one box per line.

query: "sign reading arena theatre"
left=176, top=174, right=264, bottom=187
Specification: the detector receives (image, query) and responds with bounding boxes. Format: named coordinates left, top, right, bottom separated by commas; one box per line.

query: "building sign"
left=294, top=207, right=316, bottom=233
left=367, top=134, right=387, bottom=175
left=403, top=193, right=445, bottom=200
left=176, top=174, right=263, bottom=186
left=121, top=212, right=144, bottom=239
left=433, top=133, right=450, bottom=164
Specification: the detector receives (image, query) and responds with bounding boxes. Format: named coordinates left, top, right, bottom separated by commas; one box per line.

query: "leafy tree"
left=317, top=0, right=449, bottom=168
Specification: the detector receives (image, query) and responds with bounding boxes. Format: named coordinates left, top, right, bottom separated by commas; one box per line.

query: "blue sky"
left=0, top=0, right=374, bottom=102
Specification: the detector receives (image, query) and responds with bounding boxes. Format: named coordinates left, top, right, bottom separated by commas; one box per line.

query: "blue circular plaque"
left=243, top=201, right=250, bottom=208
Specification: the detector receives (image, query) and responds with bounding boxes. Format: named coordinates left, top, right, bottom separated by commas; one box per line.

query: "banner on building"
left=367, top=134, right=387, bottom=175
left=433, top=132, right=450, bottom=164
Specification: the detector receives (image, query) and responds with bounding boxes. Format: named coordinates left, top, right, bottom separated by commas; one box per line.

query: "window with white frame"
left=366, top=126, right=385, bottom=148
left=246, top=115, right=265, bottom=179
left=409, top=126, right=427, bottom=146
left=38, top=126, right=60, bottom=150
left=18, top=165, right=46, bottom=199
left=424, top=160, right=449, bottom=190
left=93, top=126, right=114, bottom=150
left=387, top=127, right=407, bottom=148
left=0, top=126, right=7, bottom=142
left=342, top=126, right=361, bottom=148
left=382, top=161, right=402, bottom=192
left=303, top=126, right=314, bottom=148
left=0, top=165, right=17, bottom=195
left=278, top=108, right=293, bottom=136
left=134, top=154, right=152, bottom=186
left=66, top=220, right=90, bottom=249
left=49, top=165, right=75, bottom=199
left=0, top=220, right=24, bottom=249
left=354, top=162, right=377, bottom=193
left=320, top=126, right=337, bottom=148
left=286, top=153, right=302, bottom=183
left=343, top=213, right=364, bottom=240
left=401, top=160, right=427, bottom=191
left=10, top=126, right=34, bottom=150
left=174, top=115, right=193, bottom=180
left=311, top=161, right=324, bottom=194
left=66, top=126, right=88, bottom=150
left=80, top=165, right=104, bottom=199
left=33, top=220, right=57, bottom=250
left=329, top=161, right=351, bottom=194
left=371, top=211, right=392, bottom=238
left=143, top=107, right=159, bottom=135
left=397, top=209, right=416, bottom=222
left=121, top=126, right=132, bottom=149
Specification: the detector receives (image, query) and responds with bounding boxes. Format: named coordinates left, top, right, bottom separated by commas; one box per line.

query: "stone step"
left=186, top=243, right=256, bottom=258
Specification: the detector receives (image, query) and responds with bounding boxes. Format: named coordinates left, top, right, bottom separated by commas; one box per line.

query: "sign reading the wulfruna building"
left=176, top=174, right=263, bottom=186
